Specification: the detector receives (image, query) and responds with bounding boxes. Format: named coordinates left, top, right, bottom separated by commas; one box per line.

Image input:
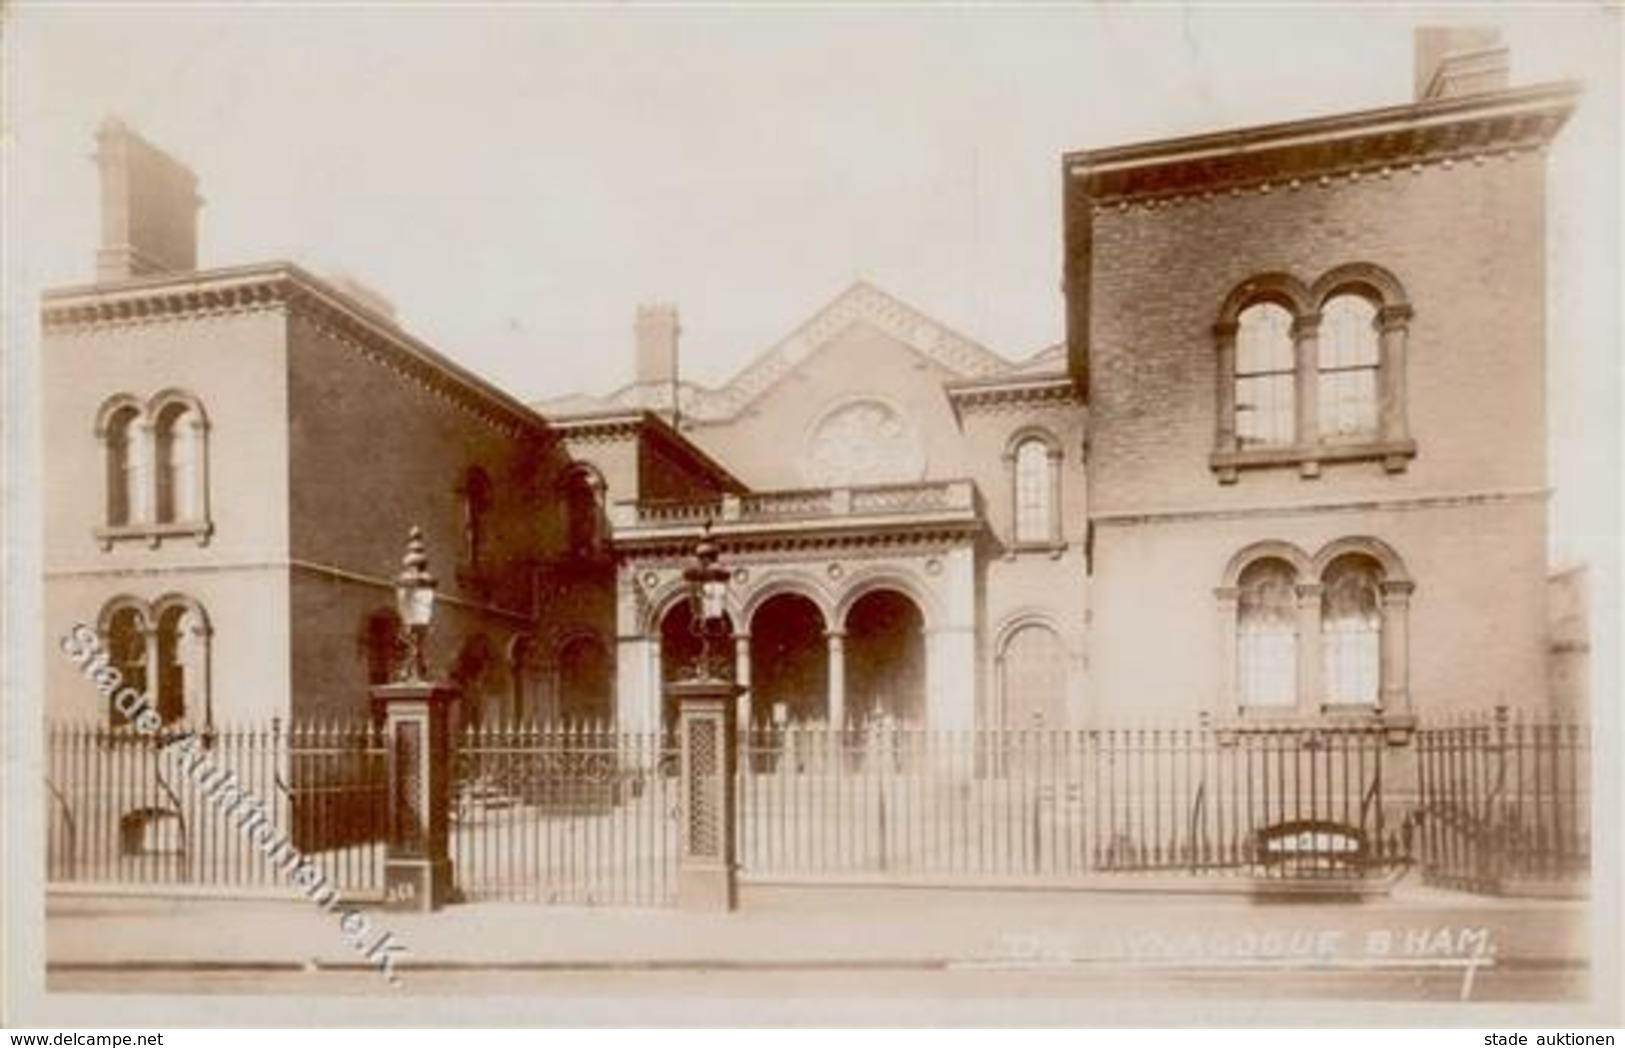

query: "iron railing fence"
left=45, top=709, right=1590, bottom=902
left=451, top=721, right=680, bottom=907
left=45, top=720, right=386, bottom=894
left=1416, top=708, right=1590, bottom=893
left=736, top=722, right=1409, bottom=882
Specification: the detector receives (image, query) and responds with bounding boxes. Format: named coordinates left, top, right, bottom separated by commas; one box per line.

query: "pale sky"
left=5, top=4, right=1620, bottom=569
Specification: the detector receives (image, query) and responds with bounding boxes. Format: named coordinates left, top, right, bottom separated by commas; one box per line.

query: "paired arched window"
left=99, top=596, right=211, bottom=727
left=96, top=392, right=210, bottom=546
left=1317, top=294, right=1381, bottom=441
left=1235, top=558, right=1299, bottom=708
left=1234, top=303, right=1297, bottom=448
left=1213, top=266, right=1413, bottom=482
left=1320, top=554, right=1383, bottom=705
left=1007, top=430, right=1062, bottom=549
left=1219, top=540, right=1411, bottom=716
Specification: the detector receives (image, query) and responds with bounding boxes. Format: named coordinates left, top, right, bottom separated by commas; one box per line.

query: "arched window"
left=1318, top=294, right=1380, bottom=440
left=564, top=468, right=604, bottom=555
left=1234, top=303, right=1297, bottom=448
left=362, top=609, right=402, bottom=686
left=1321, top=554, right=1384, bottom=706
left=1236, top=558, right=1298, bottom=709
left=105, top=605, right=149, bottom=727
left=997, top=622, right=1068, bottom=729
left=154, top=600, right=208, bottom=725
left=96, top=392, right=211, bottom=545
left=104, top=404, right=146, bottom=527
left=154, top=402, right=201, bottom=524
left=460, top=467, right=493, bottom=570
left=1012, top=437, right=1058, bottom=545
left=1213, top=266, right=1415, bottom=481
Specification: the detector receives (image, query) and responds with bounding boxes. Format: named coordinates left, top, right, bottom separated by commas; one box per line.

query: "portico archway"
left=749, top=593, right=829, bottom=726
left=844, top=589, right=926, bottom=726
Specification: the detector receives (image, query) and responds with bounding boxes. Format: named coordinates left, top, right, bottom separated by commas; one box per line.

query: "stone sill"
left=1212, top=439, right=1417, bottom=483
left=1006, top=541, right=1069, bottom=561
left=1213, top=709, right=1417, bottom=746
left=95, top=522, right=213, bottom=550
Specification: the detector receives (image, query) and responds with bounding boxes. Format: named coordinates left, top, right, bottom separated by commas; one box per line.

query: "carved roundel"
left=800, top=398, right=925, bottom=488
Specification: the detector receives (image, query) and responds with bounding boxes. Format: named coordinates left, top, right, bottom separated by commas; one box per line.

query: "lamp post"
left=394, top=526, right=438, bottom=683
left=668, top=522, right=742, bottom=911
left=682, top=524, right=732, bottom=682
left=371, top=526, right=458, bottom=912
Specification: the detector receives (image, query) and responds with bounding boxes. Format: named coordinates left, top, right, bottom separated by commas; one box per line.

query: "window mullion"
left=1292, top=315, right=1320, bottom=476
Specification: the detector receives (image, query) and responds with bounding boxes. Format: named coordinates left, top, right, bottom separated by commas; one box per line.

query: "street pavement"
left=46, top=876, right=1592, bottom=999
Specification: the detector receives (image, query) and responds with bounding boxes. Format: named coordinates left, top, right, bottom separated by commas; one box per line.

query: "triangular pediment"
left=537, top=281, right=1016, bottom=423
left=699, top=282, right=1009, bottom=421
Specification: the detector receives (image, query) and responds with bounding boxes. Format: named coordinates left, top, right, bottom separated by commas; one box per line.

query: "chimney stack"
left=1415, top=26, right=1510, bottom=102
left=95, top=118, right=203, bottom=282
left=634, top=302, right=680, bottom=388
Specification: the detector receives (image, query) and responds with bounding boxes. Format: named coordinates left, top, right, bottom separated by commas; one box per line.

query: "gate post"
left=372, top=680, right=460, bottom=911
left=670, top=677, right=741, bottom=911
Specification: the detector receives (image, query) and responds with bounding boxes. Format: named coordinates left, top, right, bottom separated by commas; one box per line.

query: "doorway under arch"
left=844, top=589, right=926, bottom=726
left=749, top=593, right=829, bottom=726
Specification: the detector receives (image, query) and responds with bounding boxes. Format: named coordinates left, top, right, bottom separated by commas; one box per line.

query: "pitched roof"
left=536, top=281, right=1017, bottom=423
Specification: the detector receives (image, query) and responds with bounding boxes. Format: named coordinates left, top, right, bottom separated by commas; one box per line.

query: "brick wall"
left=1079, top=151, right=1553, bottom=717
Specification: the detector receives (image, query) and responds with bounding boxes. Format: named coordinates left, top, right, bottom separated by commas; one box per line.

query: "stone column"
left=734, top=633, right=753, bottom=729
left=1213, top=321, right=1239, bottom=449
left=669, top=676, right=742, bottom=911
left=1295, top=583, right=1324, bottom=716
left=371, top=680, right=460, bottom=911
left=825, top=630, right=846, bottom=729
left=1213, top=586, right=1239, bottom=716
left=614, top=635, right=656, bottom=732
left=1379, top=580, right=1415, bottom=719
left=926, top=627, right=978, bottom=731
left=1377, top=304, right=1414, bottom=471
left=1292, top=315, right=1321, bottom=478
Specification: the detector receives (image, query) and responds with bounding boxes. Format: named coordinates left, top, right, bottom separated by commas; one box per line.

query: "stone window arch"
left=1212, top=265, right=1415, bottom=482
left=993, top=615, right=1069, bottom=729
left=98, top=597, right=151, bottom=727
left=96, top=395, right=147, bottom=530
left=95, top=390, right=213, bottom=547
left=560, top=465, right=606, bottom=556
left=149, top=390, right=210, bottom=528
left=1215, top=537, right=1414, bottom=720
left=152, top=593, right=211, bottom=726
left=1004, top=428, right=1063, bottom=550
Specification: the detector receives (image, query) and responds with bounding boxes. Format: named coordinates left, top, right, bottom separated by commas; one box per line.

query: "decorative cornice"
left=1068, top=81, right=1579, bottom=208
left=946, top=373, right=1082, bottom=413
left=614, top=523, right=981, bottom=562
left=550, top=412, right=645, bottom=445
left=42, top=263, right=552, bottom=442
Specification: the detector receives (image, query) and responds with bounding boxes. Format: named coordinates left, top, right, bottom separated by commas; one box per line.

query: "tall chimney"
left=634, top=302, right=680, bottom=387
left=95, top=118, right=203, bottom=282
left=1415, top=26, right=1510, bottom=102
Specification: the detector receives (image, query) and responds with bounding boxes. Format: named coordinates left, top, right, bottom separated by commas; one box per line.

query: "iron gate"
left=451, top=722, right=680, bottom=905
